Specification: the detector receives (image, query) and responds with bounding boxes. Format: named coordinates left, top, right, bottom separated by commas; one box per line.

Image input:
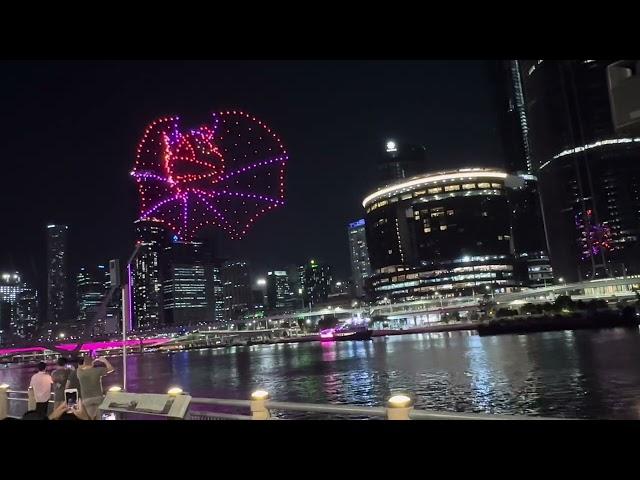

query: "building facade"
left=133, top=219, right=167, bottom=331
left=0, top=272, right=25, bottom=341
left=221, top=261, right=252, bottom=321
left=16, top=288, right=38, bottom=340
left=363, top=169, right=530, bottom=302
left=520, top=59, right=640, bottom=281
left=162, top=240, right=212, bottom=327
left=347, top=219, right=372, bottom=297
left=46, top=224, right=68, bottom=324
left=301, top=260, right=332, bottom=307
left=266, top=270, right=296, bottom=311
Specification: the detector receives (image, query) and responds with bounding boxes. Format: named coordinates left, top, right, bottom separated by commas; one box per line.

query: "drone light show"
left=131, top=110, right=287, bottom=240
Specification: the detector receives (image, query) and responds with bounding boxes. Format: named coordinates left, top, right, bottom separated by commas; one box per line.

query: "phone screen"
left=102, top=412, right=116, bottom=420
left=65, top=390, right=78, bottom=409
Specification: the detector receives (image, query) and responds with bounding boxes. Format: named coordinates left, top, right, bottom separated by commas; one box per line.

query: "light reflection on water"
left=4, top=329, right=640, bottom=419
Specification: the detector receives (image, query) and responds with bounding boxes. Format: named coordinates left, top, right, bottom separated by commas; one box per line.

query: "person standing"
left=76, top=355, right=115, bottom=420
left=65, top=356, right=82, bottom=399
left=29, top=362, right=53, bottom=418
left=51, top=357, right=71, bottom=409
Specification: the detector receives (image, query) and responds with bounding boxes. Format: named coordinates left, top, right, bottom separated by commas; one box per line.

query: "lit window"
left=462, top=183, right=476, bottom=190
left=413, top=190, right=426, bottom=196
left=477, top=182, right=491, bottom=189
left=440, top=225, right=447, bottom=231
left=498, top=235, right=503, bottom=240
left=424, top=227, right=431, bottom=233
left=447, top=210, right=454, bottom=216
left=401, top=193, right=412, bottom=200
left=444, top=184, right=460, bottom=192
left=388, top=249, right=393, bottom=254
left=491, top=183, right=502, bottom=188
left=428, top=187, right=442, bottom=194
left=431, top=211, right=445, bottom=217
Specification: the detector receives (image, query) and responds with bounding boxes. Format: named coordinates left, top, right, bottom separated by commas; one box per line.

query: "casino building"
left=363, top=168, right=539, bottom=302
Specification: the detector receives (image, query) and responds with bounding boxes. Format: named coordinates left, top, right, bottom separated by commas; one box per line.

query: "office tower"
left=76, top=265, right=111, bottom=333
left=221, top=261, right=252, bottom=321
left=163, top=240, right=211, bottom=327
left=347, top=219, right=372, bottom=297
left=378, top=140, right=428, bottom=183
left=607, top=60, right=640, bottom=135
left=520, top=59, right=640, bottom=281
left=0, top=272, right=26, bottom=340
left=266, top=270, right=296, bottom=311
left=301, top=260, right=332, bottom=307
left=46, top=224, right=68, bottom=324
left=133, top=219, right=167, bottom=330
left=211, top=262, right=225, bottom=323
left=16, top=288, right=38, bottom=340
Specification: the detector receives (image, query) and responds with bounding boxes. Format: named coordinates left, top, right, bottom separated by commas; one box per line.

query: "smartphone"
left=65, top=389, right=78, bottom=410
left=101, top=412, right=116, bottom=420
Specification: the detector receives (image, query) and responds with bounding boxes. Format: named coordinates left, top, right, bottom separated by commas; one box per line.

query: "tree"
left=554, top=295, right=575, bottom=312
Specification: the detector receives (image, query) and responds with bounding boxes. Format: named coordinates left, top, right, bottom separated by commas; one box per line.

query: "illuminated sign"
left=349, top=219, right=365, bottom=229
left=386, top=141, right=397, bottom=152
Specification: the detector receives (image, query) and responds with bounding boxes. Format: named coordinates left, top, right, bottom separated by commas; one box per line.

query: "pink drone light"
left=131, top=111, right=287, bottom=240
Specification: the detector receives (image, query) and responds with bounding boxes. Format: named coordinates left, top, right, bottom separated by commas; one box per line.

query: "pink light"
left=319, top=329, right=335, bottom=339
left=56, top=338, right=172, bottom=352
left=132, top=112, right=288, bottom=240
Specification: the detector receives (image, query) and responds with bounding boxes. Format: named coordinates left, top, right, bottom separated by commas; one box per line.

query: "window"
left=447, top=209, right=454, bottom=216
left=428, top=187, right=442, bottom=194
left=378, top=200, right=388, bottom=207
left=440, top=225, right=447, bottom=231
left=401, top=193, right=412, bottom=200
left=388, top=249, right=393, bottom=254
left=491, top=183, right=502, bottom=188
left=477, top=182, right=491, bottom=189
left=445, top=184, right=460, bottom=192
left=413, top=190, right=426, bottom=196
left=498, top=235, right=503, bottom=240
left=390, top=196, right=398, bottom=203
left=462, top=183, right=476, bottom=190
left=424, top=227, right=431, bottom=233
left=431, top=211, right=445, bottom=217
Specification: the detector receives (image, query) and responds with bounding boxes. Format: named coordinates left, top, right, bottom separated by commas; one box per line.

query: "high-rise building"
left=266, top=270, right=295, bottom=311
left=363, top=168, right=528, bottom=302
left=301, top=260, right=332, bottom=307
left=607, top=60, right=640, bottom=136
left=211, top=263, right=225, bottom=324
left=76, top=265, right=109, bottom=330
left=16, top=288, right=38, bottom=340
left=221, top=261, right=252, bottom=321
left=348, top=219, right=372, bottom=297
left=163, top=240, right=212, bottom=327
left=520, top=59, right=640, bottom=281
left=133, top=219, right=167, bottom=331
left=378, top=140, right=428, bottom=183
left=46, top=224, right=68, bottom=324
left=0, top=272, right=26, bottom=341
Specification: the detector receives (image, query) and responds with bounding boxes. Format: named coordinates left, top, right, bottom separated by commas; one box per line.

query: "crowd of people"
left=25, top=353, right=115, bottom=420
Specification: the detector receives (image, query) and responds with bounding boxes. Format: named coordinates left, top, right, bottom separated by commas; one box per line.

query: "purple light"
left=127, top=263, right=133, bottom=332
left=320, top=329, right=335, bottom=340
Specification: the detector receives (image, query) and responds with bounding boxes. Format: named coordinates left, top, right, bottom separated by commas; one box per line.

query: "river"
left=3, top=328, right=640, bottom=419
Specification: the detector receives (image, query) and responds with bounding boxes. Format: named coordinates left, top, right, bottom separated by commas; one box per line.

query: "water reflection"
left=4, top=330, right=640, bottom=418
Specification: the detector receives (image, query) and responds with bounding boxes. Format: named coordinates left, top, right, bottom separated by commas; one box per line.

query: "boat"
left=319, top=324, right=373, bottom=342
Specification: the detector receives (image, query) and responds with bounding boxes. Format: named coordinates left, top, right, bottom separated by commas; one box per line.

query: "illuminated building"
left=266, top=270, right=296, bottom=311
left=0, top=272, right=24, bottom=341
left=221, top=261, right=252, bottom=321
left=363, top=169, right=523, bottom=302
left=378, top=140, right=427, bottom=182
left=301, top=260, right=332, bottom=307
left=607, top=60, right=640, bottom=136
left=76, top=265, right=109, bottom=330
left=211, top=263, right=224, bottom=323
left=348, top=219, right=372, bottom=297
left=16, top=288, right=38, bottom=339
left=133, top=219, right=167, bottom=331
left=520, top=59, right=640, bottom=281
left=46, top=224, right=68, bottom=324
left=162, top=240, right=213, bottom=327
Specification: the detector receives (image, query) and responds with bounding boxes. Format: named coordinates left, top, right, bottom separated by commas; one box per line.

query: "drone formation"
left=131, top=110, right=288, bottom=240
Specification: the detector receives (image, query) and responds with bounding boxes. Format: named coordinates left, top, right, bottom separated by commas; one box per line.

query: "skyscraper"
left=16, top=288, right=38, bottom=340
left=347, top=219, right=372, bottom=297
left=520, top=59, right=640, bottom=281
left=221, top=261, right=252, bottom=322
left=163, top=240, right=212, bottom=327
left=76, top=265, right=109, bottom=330
left=301, top=260, right=332, bottom=307
left=378, top=140, right=428, bottom=183
left=46, top=224, right=68, bottom=324
left=0, top=272, right=24, bottom=341
left=211, top=262, right=225, bottom=324
left=266, top=270, right=295, bottom=311
left=133, top=219, right=167, bottom=331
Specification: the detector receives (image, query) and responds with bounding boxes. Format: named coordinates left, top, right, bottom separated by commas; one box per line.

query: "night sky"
left=0, top=60, right=505, bottom=288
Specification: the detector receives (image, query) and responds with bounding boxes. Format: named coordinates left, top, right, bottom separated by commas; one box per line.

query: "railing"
left=0, top=385, right=565, bottom=420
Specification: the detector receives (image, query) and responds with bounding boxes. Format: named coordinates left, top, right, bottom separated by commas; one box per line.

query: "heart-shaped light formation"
left=131, top=111, right=287, bottom=240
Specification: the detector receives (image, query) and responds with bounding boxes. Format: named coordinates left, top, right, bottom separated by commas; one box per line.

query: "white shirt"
left=30, top=371, right=53, bottom=403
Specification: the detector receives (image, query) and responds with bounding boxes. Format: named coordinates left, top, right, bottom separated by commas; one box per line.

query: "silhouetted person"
left=29, top=362, right=52, bottom=418
left=76, top=355, right=114, bottom=420
left=51, top=357, right=71, bottom=409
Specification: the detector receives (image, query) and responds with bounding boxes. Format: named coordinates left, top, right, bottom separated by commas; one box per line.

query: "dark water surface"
left=4, top=329, right=640, bottom=419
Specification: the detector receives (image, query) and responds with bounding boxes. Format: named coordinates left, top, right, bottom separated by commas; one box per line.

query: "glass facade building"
left=46, top=224, right=68, bottom=324
left=347, top=219, right=372, bottom=298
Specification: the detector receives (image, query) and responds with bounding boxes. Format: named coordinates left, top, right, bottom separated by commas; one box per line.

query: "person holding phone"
left=76, top=354, right=115, bottom=420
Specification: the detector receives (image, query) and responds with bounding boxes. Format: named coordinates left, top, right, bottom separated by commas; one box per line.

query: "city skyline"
left=0, top=61, right=504, bottom=287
